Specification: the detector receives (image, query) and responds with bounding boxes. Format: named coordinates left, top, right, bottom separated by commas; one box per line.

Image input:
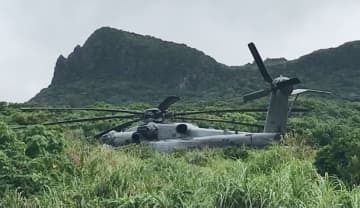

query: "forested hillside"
left=29, top=27, right=360, bottom=106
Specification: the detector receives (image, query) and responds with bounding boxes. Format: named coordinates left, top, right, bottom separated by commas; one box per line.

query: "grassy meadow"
left=0, top=97, right=360, bottom=207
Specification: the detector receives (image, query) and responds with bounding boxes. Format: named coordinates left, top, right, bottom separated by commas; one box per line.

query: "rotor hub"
left=273, top=76, right=294, bottom=95
left=272, top=75, right=289, bottom=85
left=143, top=108, right=165, bottom=123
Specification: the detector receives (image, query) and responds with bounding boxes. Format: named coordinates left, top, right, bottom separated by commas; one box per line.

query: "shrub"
left=222, top=146, right=249, bottom=160
left=314, top=129, right=360, bottom=186
left=0, top=123, right=72, bottom=196
left=311, top=123, right=350, bottom=146
left=185, top=151, right=209, bottom=166
left=214, top=179, right=258, bottom=208
left=119, top=144, right=155, bottom=159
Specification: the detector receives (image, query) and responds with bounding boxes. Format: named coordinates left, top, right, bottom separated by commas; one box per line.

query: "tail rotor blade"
left=158, top=96, right=180, bottom=111
left=243, top=89, right=271, bottom=102
left=248, top=42, right=273, bottom=83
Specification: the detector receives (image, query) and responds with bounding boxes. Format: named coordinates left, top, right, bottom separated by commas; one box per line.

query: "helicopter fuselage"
left=100, top=122, right=280, bottom=152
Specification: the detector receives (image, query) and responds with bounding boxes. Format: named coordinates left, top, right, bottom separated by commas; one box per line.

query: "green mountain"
left=29, top=27, right=360, bottom=106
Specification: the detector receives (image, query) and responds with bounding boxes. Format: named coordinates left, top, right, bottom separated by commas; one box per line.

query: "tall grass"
left=1, top=130, right=359, bottom=208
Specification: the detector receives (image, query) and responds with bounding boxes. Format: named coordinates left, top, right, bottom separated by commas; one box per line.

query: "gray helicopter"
left=21, top=43, right=330, bottom=152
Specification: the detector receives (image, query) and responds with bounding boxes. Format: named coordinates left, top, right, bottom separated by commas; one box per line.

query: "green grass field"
left=1, top=97, right=360, bottom=207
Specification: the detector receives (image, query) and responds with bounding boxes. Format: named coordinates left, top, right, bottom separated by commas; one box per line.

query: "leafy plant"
left=315, top=129, right=360, bottom=187
left=0, top=122, right=72, bottom=196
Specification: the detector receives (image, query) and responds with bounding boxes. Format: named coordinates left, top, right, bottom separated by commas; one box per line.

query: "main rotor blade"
left=275, top=78, right=300, bottom=89
left=175, top=108, right=270, bottom=116
left=289, top=108, right=311, bottom=112
left=158, top=96, right=180, bottom=111
left=175, top=108, right=310, bottom=116
left=248, top=42, right=273, bottom=83
left=175, top=116, right=264, bottom=128
left=21, top=107, right=143, bottom=115
left=13, top=115, right=137, bottom=128
left=95, top=118, right=141, bottom=138
left=243, top=89, right=271, bottom=102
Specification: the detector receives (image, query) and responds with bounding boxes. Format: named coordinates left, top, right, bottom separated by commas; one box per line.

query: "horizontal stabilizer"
left=291, top=89, right=332, bottom=95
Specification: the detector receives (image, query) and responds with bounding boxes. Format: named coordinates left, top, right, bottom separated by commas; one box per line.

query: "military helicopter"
left=20, top=43, right=330, bottom=152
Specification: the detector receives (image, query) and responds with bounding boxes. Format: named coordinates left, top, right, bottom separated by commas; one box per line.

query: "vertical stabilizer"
left=264, top=90, right=290, bottom=133
left=244, top=42, right=300, bottom=134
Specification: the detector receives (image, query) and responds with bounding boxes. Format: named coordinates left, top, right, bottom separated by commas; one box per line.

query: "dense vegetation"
left=1, top=97, right=360, bottom=207
left=29, top=27, right=360, bottom=106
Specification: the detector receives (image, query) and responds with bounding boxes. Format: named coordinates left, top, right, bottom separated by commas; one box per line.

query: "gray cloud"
left=1, top=0, right=359, bottom=102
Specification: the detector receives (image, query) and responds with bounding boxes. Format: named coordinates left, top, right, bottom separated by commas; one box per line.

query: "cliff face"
left=29, top=27, right=360, bottom=106
left=51, top=27, right=225, bottom=86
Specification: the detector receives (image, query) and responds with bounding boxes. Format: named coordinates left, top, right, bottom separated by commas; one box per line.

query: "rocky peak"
left=29, top=27, right=360, bottom=105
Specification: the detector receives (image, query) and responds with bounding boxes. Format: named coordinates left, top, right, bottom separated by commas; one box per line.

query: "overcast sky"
left=1, top=0, right=359, bottom=102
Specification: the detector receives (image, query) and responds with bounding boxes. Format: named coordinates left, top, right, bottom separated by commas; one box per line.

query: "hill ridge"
left=29, top=27, right=360, bottom=106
